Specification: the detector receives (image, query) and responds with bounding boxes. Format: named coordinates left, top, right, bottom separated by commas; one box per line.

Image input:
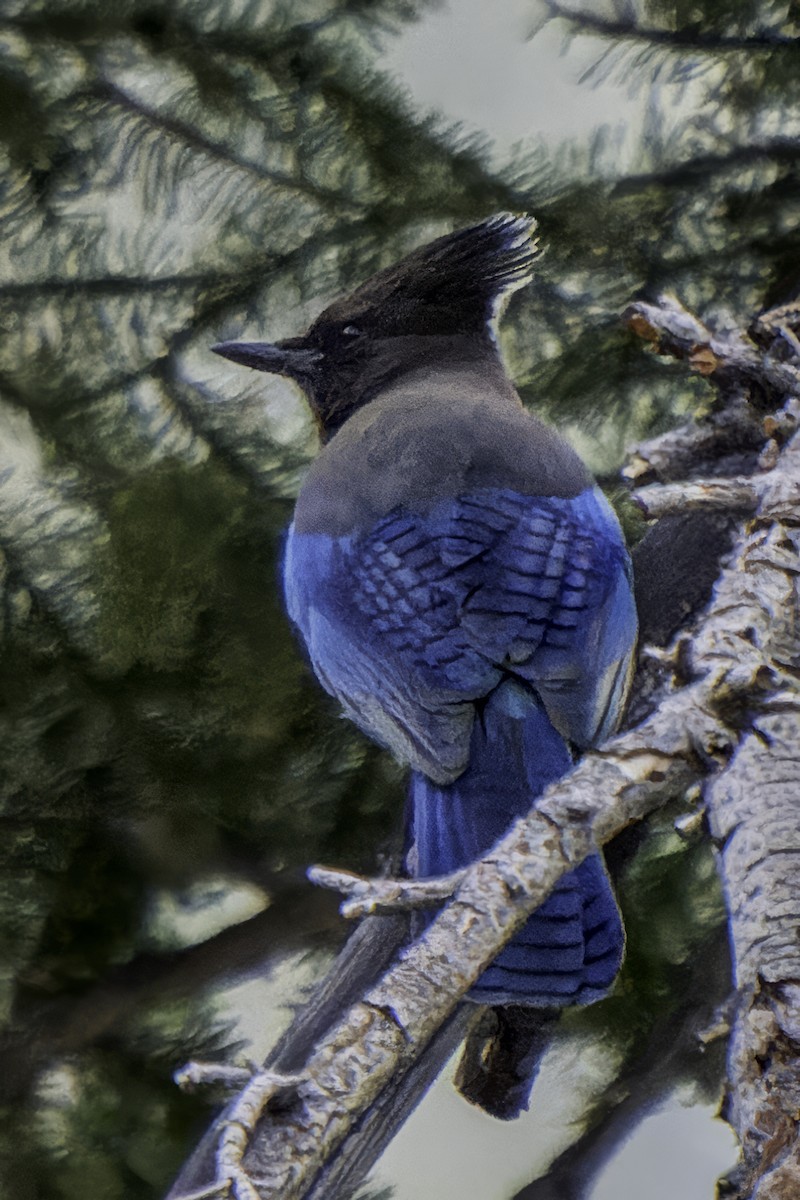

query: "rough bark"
left=165, top=296, right=800, bottom=1200
left=628, top=298, right=800, bottom=1200
left=709, top=718, right=800, bottom=1200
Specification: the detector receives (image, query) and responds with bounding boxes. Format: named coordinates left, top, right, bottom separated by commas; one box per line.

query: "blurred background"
left=0, top=1, right=797, bottom=1196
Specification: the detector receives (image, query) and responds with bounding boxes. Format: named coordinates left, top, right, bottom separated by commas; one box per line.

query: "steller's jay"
left=213, top=214, right=638, bottom=1114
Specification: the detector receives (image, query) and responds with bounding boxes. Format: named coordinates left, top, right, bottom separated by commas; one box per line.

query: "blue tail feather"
left=409, top=679, right=623, bottom=1006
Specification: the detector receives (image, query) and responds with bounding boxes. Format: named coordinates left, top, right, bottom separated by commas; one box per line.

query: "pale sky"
left=382, top=0, right=645, bottom=161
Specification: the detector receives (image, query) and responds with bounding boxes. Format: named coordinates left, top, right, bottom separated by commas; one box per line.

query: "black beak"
left=211, top=340, right=321, bottom=377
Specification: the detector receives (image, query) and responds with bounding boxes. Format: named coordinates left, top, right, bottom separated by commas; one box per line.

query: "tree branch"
left=633, top=476, right=760, bottom=518
left=707, top=699, right=800, bottom=1200
left=166, top=296, right=800, bottom=1200
left=625, top=296, right=800, bottom=1199
left=539, top=3, right=799, bottom=52
left=307, top=863, right=466, bottom=918
left=170, top=713, right=701, bottom=1200
left=90, top=80, right=345, bottom=205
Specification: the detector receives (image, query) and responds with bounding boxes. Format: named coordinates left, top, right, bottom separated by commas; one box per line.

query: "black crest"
left=316, top=213, right=540, bottom=338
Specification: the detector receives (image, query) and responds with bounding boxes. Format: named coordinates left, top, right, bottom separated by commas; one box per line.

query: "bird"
left=213, top=213, right=638, bottom=1116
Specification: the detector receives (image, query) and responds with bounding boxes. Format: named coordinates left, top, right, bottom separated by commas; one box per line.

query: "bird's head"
left=213, top=212, right=539, bottom=440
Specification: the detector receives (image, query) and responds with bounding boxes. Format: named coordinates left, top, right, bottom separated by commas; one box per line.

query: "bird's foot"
left=307, top=863, right=466, bottom=918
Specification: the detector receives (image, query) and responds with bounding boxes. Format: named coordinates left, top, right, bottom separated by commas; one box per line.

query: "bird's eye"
left=341, top=325, right=362, bottom=338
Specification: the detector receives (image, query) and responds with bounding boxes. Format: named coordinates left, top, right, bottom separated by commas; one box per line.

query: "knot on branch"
left=625, top=294, right=800, bottom=413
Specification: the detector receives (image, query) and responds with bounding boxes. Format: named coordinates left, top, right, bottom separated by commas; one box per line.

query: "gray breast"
left=293, top=366, right=591, bottom=536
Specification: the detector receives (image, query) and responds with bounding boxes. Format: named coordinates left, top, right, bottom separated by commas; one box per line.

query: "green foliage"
left=0, top=0, right=798, bottom=1193
left=98, top=462, right=253, bottom=672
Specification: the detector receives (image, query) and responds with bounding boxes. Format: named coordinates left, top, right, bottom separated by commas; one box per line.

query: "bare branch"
left=620, top=296, right=800, bottom=488
left=226, top=724, right=700, bottom=1199
left=307, top=863, right=466, bottom=918
left=633, top=476, right=760, bottom=518
left=166, top=297, right=800, bottom=1200
left=622, top=408, right=766, bottom=484
left=624, top=296, right=800, bottom=405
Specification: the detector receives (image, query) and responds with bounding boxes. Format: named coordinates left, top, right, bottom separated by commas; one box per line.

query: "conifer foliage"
left=0, top=1, right=798, bottom=1196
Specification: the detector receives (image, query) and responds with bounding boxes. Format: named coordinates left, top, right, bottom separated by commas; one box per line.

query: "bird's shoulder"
left=293, top=364, right=592, bottom=535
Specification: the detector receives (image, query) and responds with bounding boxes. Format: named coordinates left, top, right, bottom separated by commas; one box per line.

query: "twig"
left=621, top=295, right=799, bottom=486
left=624, top=295, right=800, bottom=401
left=621, top=403, right=765, bottom=486
left=172, top=1069, right=305, bottom=1200
left=307, top=864, right=466, bottom=918
left=633, top=476, right=760, bottom=518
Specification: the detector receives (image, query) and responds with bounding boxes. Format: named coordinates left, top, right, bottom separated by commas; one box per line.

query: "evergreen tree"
left=0, top=0, right=798, bottom=1196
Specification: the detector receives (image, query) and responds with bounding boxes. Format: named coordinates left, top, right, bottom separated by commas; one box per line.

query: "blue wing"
left=284, top=485, right=636, bottom=779
left=285, top=485, right=636, bottom=1010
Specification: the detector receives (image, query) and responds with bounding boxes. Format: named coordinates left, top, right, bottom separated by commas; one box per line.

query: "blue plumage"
left=285, top=484, right=635, bottom=1004
left=214, top=213, right=638, bottom=1016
